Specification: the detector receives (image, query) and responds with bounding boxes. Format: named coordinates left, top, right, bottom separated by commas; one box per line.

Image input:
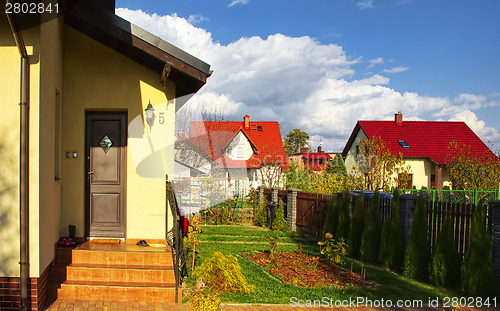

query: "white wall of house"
left=227, top=131, right=253, bottom=160
left=344, top=130, right=367, bottom=175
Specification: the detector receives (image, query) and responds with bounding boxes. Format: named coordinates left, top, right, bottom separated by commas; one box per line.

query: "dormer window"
left=398, top=140, right=410, bottom=148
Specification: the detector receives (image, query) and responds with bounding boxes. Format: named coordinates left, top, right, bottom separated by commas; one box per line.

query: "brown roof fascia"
left=62, top=0, right=210, bottom=97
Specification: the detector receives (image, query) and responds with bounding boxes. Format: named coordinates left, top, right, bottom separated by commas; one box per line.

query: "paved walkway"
left=43, top=299, right=493, bottom=310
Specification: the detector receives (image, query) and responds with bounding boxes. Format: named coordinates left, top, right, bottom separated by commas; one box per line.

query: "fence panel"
left=277, top=189, right=288, bottom=219
left=295, top=192, right=331, bottom=240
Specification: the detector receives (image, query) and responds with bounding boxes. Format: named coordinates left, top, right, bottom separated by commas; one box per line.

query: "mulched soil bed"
left=241, top=252, right=370, bottom=288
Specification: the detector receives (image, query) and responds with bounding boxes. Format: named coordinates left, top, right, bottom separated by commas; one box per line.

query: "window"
left=54, top=90, right=61, bottom=180
left=398, top=139, right=410, bottom=148
left=237, top=146, right=244, bottom=158
left=257, top=125, right=263, bottom=131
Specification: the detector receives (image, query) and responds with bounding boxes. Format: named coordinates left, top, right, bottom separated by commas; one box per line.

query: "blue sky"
left=116, top=0, right=500, bottom=152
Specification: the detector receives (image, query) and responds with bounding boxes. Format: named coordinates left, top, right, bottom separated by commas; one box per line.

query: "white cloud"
left=449, top=110, right=500, bottom=148
left=116, top=8, right=500, bottom=152
left=384, top=66, right=409, bottom=73
left=228, top=0, right=249, bottom=8
left=187, top=14, right=208, bottom=25
left=356, top=0, right=375, bottom=9
left=368, top=57, right=384, bottom=68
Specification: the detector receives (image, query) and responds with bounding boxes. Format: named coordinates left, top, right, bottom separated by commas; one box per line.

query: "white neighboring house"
left=173, top=115, right=288, bottom=214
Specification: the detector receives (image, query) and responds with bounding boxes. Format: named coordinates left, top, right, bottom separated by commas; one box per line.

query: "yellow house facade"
left=1, top=0, right=210, bottom=308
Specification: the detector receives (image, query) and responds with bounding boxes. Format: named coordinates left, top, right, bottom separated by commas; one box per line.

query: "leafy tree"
left=336, top=191, right=351, bottom=240
left=461, top=206, right=498, bottom=297
left=348, top=192, right=365, bottom=259
left=283, top=128, right=310, bottom=155
left=403, top=196, right=431, bottom=281
left=379, top=189, right=404, bottom=272
left=360, top=192, right=382, bottom=263
left=446, top=140, right=500, bottom=192
left=356, top=136, right=411, bottom=192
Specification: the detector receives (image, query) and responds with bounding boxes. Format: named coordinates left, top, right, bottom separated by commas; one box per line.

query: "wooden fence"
left=263, top=188, right=492, bottom=255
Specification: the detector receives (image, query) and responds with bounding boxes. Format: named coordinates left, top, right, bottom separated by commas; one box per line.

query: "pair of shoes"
left=58, top=237, right=76, bottom=247
left=136, top=240, right=149, bottom=246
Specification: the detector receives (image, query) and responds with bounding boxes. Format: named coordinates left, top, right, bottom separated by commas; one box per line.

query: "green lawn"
left=187, top=224, right=457, bottom=305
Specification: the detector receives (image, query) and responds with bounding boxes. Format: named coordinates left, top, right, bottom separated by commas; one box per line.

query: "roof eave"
left=62, top=0, right=211, bottom=97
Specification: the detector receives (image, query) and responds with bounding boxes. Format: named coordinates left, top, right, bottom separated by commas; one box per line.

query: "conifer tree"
left=461, top=206, right=498, bottom=297
left=360, top=192, right=382, bottom=263
left=349, top=192, right=365, bottom=259
left=336, top=191, right=351, bottom=240
left=403, top=196, right=430, bottom=281
left=379, top=189, right=404, bottom=272
left=322, top=196, right=338, bottom=238
left=430, top=214, right=461, bottom=288
left=272, top=199, right=286, bottom=231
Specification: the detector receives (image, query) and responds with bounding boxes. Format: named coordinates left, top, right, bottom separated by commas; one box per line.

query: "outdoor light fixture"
left=145, top=101, right=155, bottom=128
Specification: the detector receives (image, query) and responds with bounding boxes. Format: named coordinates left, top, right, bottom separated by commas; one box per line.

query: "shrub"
left=461, top=206, right=498, bottom=297
left=430, top=215, right=461, bottom=288
left=272, top=199, right=286, bottom=231
left=348, top=192, right=365, bottom=259
left=322, top=196, right=338, bottom=238
left=267, top=235, right=279, bottom=258
left=255, top=199, right=267, bottom=227
left=336, top=191, right=351, bottom=241
left=403, top=196, right=430, bottom=281
left=360, top=192, right=382, bottom=263
left=189, top=289, right=221, bottom=311
left=195, top=252, right=255, bottom=293
left=318, top=232, right=348, bottom=265
left=379, top=189, right=404, bottom=272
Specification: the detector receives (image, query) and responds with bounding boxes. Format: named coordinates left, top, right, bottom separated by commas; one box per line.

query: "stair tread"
left=62, top=279, right=176, bottom=288
left=68, top=263, right=174, bottom=270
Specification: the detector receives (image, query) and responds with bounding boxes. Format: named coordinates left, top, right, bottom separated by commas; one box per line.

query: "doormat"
left=91, top=238, right=121, bottom=245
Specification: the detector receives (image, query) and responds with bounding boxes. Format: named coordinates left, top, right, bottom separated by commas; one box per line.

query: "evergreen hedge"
left=322, top=196, right=338, bottom=238
left=430, top=214, right=461, bottom=288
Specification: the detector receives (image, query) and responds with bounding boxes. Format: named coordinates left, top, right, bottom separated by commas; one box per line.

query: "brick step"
left=57, top=280, right=179, bottom=303
left=72, top=249, right=173, bottom=266
left=66, top=263, right=175, bottom=283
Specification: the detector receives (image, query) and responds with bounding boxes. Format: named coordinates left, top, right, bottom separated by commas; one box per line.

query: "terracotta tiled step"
left=71, top=249, right=173, bottom=266
left=57, top=280, right=179, bottom=303
left=66, top=263, right=175, bottom=283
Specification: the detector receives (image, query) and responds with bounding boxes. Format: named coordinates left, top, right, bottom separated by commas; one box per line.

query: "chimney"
left=300, top=147, right=309, bottom=154
left=244, top=115, right=250, bottom=130
left=395, top=112, right=403, bottom=125
left=317, top=145, right=322, bottom=153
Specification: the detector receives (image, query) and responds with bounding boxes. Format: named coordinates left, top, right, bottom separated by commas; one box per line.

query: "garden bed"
left=241, top=252, right=372, bottom=288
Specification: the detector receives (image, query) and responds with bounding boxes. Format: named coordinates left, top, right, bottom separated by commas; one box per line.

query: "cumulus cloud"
left=228, top=0, right=249, bottom=7
left=384, top=66, right=409, bottom=73
left=116, top=8, right=500, bottom=152
left=187, top=14, right=208, bottom=25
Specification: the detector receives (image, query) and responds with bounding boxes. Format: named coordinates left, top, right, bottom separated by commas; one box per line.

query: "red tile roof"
left=342, top=120, right=495, bottom=165
left=188, top=118, right=288, bottom=169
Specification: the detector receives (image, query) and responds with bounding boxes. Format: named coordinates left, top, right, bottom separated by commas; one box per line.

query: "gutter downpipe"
left=5, top=3, right=30, bottom=310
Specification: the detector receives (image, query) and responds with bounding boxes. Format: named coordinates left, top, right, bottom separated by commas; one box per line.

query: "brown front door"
left=85, top=112, right=127, bottom=238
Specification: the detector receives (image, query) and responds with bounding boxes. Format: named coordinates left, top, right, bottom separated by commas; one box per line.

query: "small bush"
left=255, top=200, right=267, bottom=227
left=318, top=232, right=348, bottom=265
left=272, top=199, right=286, bottom=231
left=430, top=215, right=461, bottom=288
left=348, top=192, right=365, bottom=259
left=403, top=196, right=430, bottom=281
left=461, top=206, right=498, bottom=297
left=323, top=197, right=338, bottom=238
left=189, top=290, right=221, bottom=311
left=195, top=252, right=255, bottom=293
left=360, top=192, right=382, bottom=263
left=379, top=189, right=404, bottom=272
left=336, top=191, right=350, bottom=241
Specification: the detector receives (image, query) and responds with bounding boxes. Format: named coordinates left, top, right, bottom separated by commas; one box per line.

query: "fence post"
left=489, top=200, right=500, bottom=287
left=258, top=187, right=264, bottom=206
left=272, top=188, right=279, bottom=203
left=399, top=194, right=418, bottom=247
left=286, top=189, right=299, bottom=231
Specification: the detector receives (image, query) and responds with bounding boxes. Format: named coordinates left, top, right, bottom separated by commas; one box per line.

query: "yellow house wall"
left=0, top=17, right=42, bottom=277
left=60, top=26, right=175, bottom=241
left=402, top=159, right=431, bottom=189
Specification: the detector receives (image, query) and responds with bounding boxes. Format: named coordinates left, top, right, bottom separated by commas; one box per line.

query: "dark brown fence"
left=426, top=201, right=491, bottom=255
left=295, top=192, right=332, bottom=240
